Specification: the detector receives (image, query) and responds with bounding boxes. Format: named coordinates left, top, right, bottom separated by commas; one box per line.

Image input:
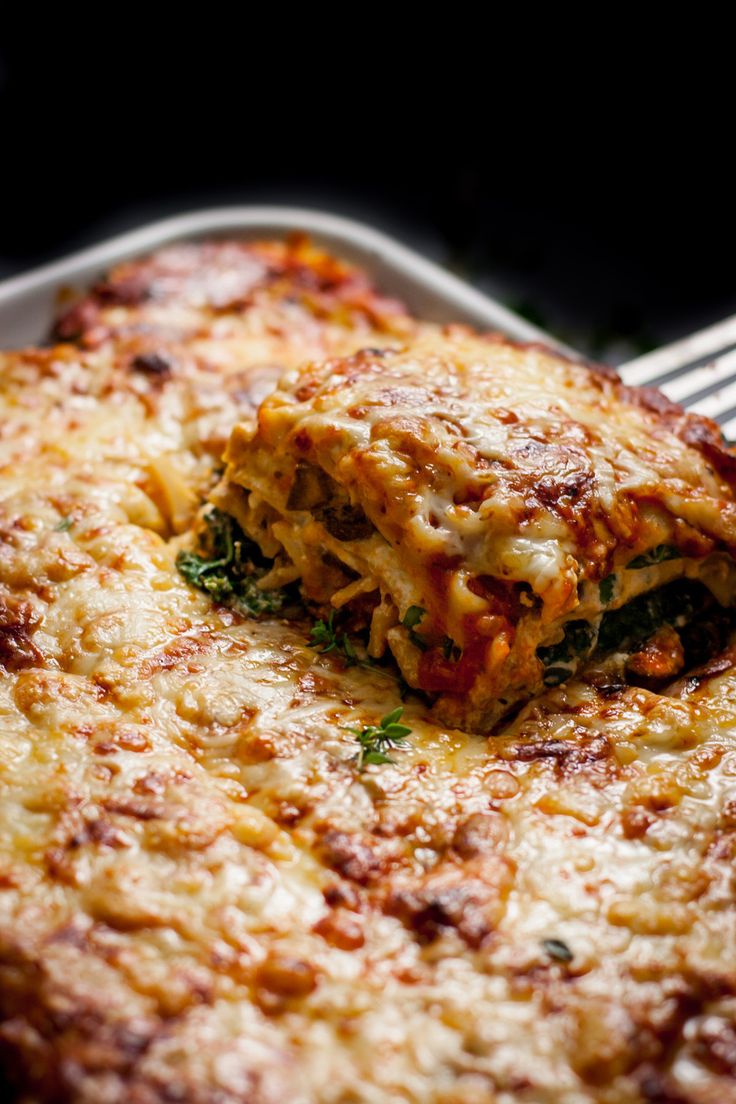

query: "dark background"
left=1, top=33, right=733, bottom=363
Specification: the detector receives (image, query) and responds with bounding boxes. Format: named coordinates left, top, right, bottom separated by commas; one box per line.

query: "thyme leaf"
left=308, top=610, right=360, bottom=666
left=346, top=707, right=412, bottom=770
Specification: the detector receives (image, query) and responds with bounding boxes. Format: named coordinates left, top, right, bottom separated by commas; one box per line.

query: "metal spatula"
left=619, top=313, right=736, bottom=439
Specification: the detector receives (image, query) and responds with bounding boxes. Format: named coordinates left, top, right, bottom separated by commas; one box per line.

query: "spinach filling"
left=538, top=579, right=715, bottom=686
left=627, top=544, right=681, bottom=569
left=538, top=620, right=596, bottom=686
left=595, top=579, right=701, bottom=654
left=177, top=507, right=297, bottom=617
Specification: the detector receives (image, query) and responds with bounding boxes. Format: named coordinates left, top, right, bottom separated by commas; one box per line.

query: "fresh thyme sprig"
left=308, top=610, right=359, bottom=665
left=308, top=614, right=411, bottom=698
left=346, top=707, right=412, bottom=770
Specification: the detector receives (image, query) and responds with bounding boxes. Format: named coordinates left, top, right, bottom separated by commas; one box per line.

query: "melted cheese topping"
left=1, top=243, right=735, bottom=1104
left=221, top=332, right=736, bottom=731
left=54, top=236, right=417, bottom=377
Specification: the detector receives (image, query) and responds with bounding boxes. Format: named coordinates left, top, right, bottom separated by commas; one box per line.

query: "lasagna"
left=0, top=238, right=735, bottom=1104
left=28, top=237, right=416, bottom=535
left=217, top=330, right=736, bottom=731
left=53, top=235, right=416, bottom=383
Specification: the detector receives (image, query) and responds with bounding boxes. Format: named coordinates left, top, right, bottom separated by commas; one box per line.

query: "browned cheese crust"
left=0, top=242, right=734, bottom=1103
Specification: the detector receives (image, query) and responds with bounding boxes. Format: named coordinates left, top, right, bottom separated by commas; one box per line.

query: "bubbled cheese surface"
left=0, top=244, right=735, bottom=1103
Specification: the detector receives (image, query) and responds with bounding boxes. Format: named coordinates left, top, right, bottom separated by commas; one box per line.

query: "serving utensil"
left=620, top=313, right=736, bottom=438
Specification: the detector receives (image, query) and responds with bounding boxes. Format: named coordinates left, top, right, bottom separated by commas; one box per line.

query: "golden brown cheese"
left=1, top=241, right=735, bottom=1104
left=0, top=239, right=418, bottom=537
left=220, top=331, right=736, bottom=731
left=53, top=235, right=416, bottom=390
left=2, top=499, right=736, bottom=1103
left=49, top=236, right=419, bottom=490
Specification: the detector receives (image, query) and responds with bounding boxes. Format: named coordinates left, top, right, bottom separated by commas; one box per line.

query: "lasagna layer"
left=219, top=330, right=736, bottom=731
left=1, top=241, right=735, bottom=1103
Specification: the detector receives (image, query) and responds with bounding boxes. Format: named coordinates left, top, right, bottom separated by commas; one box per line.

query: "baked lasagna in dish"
left=217, top=330, right=736, bottom=731
left=1, top=236, right=735, bottom=1104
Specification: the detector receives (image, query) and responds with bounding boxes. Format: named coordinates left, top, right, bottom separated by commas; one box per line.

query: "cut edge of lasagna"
left=215, top=329, right=736, bottom=732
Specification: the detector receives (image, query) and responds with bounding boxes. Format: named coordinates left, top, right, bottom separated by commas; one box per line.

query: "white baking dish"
left=0, top=206, right=574, bottom=352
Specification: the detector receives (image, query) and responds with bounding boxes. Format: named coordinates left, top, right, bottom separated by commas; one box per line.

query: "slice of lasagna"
left=217, top=330, right=736, bottom=731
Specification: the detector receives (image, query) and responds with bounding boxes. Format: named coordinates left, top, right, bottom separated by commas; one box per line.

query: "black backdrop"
left=1, top=32, right=733, bottom=363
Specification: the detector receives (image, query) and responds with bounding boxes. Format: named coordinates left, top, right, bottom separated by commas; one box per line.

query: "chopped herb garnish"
left=309, top=610, right=341, bottom=655
left=403, top=605, right=428, bottom=651
left=628, top=544, right=681, bottom=569
left=542, top=938, right=573, bottom=963
left=599, top=574, right=616, bottom=605
left=309, top=613, right=415, bottom=695
left=442, top=635, right=462, bottom=661
left=55, top=517, right=73, bottom=532
left=177, top=507, right=290, bottom=617
left=347, top=707, right=412, bottom=770
left=308, top=610, right=360, bottom=666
